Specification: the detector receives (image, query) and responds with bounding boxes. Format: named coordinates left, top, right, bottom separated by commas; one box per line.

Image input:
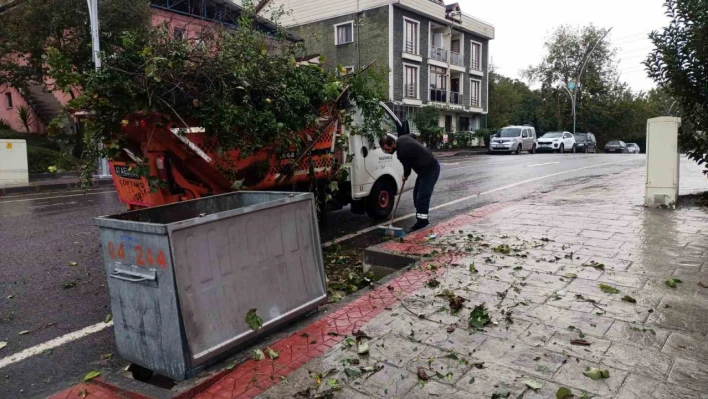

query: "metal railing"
left=450, top=51, right=464, bottom=66
left=429, top=89, right=462, bottom=104
left=470, top=59, right=481, bottom=71
left=470, top=95, right=480, bottom=107
left=404, top=84, right=417, bottom=98
left=449, top=91, right=462, bottom=105
left=429, top=45, right=448, bottom=62
left=404, top=40, right=417, bottom=55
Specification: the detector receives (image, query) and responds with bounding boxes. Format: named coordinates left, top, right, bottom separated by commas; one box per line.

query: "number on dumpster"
left=156, top=250, right=166, bottom=269
left=117, top=244, right=125, bottom=260
left=108, top=242, right=116, bottom=260
left=146, top=249, right=155, bottom=266
left=135, top=245, right=145, bottom=266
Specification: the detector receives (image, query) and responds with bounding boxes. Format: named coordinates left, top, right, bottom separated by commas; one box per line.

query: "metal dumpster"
left=95, top=192, right=326, bottom=381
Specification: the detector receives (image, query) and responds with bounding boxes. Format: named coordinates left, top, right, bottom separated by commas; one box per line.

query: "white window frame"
left=470, top=40, right=483, bottom=71
left=470, top=78, right=482, bottom=107
left=4, top=92, right=13, bottom=109
left=402, top=16, right=420, bottom=55
left=334, top=21, right=355, bottom=45
left=402, top=62, right=420, bottom=99
left=339, top=66, right=355, bottom=77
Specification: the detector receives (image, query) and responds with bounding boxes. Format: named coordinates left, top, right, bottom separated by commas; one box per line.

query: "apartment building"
left=262, top=0, right=494, bottom=133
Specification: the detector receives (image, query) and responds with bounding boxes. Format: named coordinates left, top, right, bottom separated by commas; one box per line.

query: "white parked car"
left=489, top=125, right=538, bottom=154
left=537, top=131, right=577, bottom=153
left=626, top=143, right=641, bottom=154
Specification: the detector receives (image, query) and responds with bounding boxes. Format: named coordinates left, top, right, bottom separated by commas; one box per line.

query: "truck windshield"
left=499, top=128, right=521, bottom=137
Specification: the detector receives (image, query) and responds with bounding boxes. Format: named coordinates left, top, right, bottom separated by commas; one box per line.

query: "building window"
left=174, top=27, right=186, bottom=40
left=470, top=41, right=482, bottom=71
left=4, top=93, right=12, bottom=109
left=339, top=66, right=355, bottom=76
left=334, top=21, right=354, bottom=45
left=470, top=78, right=481, bottom=107
left=429, top=66, right=446, bottom=102
left=403, top=18, right=419, bottom=55
left=403, top=64, right=418, bottom=99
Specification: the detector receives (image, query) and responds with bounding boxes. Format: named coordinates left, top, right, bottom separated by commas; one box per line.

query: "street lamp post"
left=563, top=27, right=613, bottom=134
left=86, top=0, right=110, bottom=178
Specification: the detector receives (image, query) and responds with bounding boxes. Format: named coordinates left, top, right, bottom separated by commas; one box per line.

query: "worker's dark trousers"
left=413, top=159, right=441, bottom=221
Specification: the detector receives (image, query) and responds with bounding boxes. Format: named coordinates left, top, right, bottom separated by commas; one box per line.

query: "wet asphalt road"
left=0, top=152, right=646, bottom=399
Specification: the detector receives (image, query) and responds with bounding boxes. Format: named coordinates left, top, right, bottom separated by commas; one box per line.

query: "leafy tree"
left=646, top=0, right=708, bottom=168
left=488, top=69, right=539, bottom=129
left=0, top=0, right=151, bottom=92
left=46, top=6, right=388, bottom=185
left=410, top=106, right=442, bottom=148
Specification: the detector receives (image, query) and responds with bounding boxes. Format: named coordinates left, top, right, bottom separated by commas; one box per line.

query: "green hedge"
left=26, top=146, right=79, bottom=173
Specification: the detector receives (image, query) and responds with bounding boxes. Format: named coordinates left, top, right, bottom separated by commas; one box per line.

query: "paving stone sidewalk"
left=251, top=159, right=708, bottom=399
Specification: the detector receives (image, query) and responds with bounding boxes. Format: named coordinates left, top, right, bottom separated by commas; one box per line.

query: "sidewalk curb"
left=0, top=179, right=114, bottom=197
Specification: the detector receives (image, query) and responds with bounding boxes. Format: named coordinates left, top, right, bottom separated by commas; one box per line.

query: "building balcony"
left=429, top=45, right=448, bottom=63
left=471, top=95, right=480, bottom=108
left=429, top=89, right=462, bottom=105
left=404, top=84, right=417, bottom=99
left=470, top=59, right=481, bottom=72
left=450, top=51, right=464, bottom=67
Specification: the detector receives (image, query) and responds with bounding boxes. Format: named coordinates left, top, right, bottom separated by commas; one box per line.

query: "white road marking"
left=323, top=158, right=639, bottom=247
left=442, top=155, right=568, bottom=172
left=0, top=190, right=116, bottom=204
left=0, top=321, right=113, bottom=370
left=529, top=162, right=561, bottom=167
left=440, top=162, right=461, bottom=166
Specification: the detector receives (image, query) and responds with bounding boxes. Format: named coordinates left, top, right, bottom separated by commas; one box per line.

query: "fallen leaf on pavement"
left=352, top=330, right=371, bottom=341
left=426, top=278, right=440, bottom=288
left=469, top=263, right=477, bottom=273
left=7, top=295, right=13, bottom=299
left=556, top=387, right=573, bottom=399
left=599, top=283, right=620, bottom=294
left=665, top=278, right=682, bottom=288
left=252, top=349, right=265, bottom=361
left=446, top=325, right=456, bottom=333
left=571, top=339, right=592, bottom=346
left=245, top=308, right=263, bottom=331
left=0, top=342, right=7, bottom=350
left=523, top=379, right=543, bottom=390
left=621, top=295, right=637, bottom=303
left=265, top=347, right=279, bottom=360
left=357, top=341, right=369, bottom=355
left=417, top=367, right=429, bottom=380
left=70, top=262, right=78, bottom=267
left=564, top=273, right=578, bottom=279
left=18, top=330, right=29, bottom=335
left=105, top=314, right=112, bottom=323
left=83, top=370, right=101, bottom=381
left=468, top=304, right=491, bottom=330
left=449, top=296, right=466, bottom=313
left=583, top=367, right=610, bottom=380
left=491, top=392, right=510, bottom=399
left=77, top=389, right=88, bottom=398
left=100, top=353, right=112, bottom=359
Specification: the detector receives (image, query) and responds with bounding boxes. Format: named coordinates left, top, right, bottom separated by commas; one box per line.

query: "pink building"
left=0, top=0, right=295, bottom=134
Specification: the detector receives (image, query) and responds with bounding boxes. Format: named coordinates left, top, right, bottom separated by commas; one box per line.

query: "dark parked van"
left=573, top=133, right=597, bottom=153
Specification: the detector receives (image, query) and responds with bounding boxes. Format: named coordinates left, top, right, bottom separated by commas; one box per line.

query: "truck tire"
left=366, top=179, right=396, bottom=220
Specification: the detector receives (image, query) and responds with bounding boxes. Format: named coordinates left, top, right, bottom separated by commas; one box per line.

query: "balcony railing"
left=429, top=45, right=448, bottom=62
left=471, top=95, right=480, bottom=107
left=429, top=89, right=462, bottom=105
left=404, top=40, right=418, bottom=55
left=470, top=59, right=481, bottom=71
left=450, top=91, right=462, bottom=105
left=450, top=51, right=464, bottom=67
left=404, top=84, right=417, bottom=98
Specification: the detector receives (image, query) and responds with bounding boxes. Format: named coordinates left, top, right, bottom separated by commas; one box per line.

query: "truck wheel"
left=366, top=179, right=396, bottom=220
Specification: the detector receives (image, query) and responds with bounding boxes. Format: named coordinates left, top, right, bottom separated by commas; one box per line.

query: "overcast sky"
left=458, top=0, right=670, bottom=92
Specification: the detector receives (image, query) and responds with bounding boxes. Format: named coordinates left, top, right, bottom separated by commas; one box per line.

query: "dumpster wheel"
left=130, top=364, right=154, bottom=382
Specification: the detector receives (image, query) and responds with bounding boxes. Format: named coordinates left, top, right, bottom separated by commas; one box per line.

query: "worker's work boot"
left=409, top=215, right=429, bottom=232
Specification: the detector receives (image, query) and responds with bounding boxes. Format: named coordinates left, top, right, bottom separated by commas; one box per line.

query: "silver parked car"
left=605, top=140, right=628, bottom=153
left=489, top=125, right=538, bottom=154
left=626, top=143, right=640, bottom=154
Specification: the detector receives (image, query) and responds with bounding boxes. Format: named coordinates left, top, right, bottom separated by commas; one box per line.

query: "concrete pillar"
left=645, top=117, right=681, bottom=208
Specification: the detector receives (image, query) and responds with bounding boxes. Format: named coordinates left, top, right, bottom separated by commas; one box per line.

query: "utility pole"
left=563, top=27, right=613, bottom=134
left=87, top=0, right=110, bottom=178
